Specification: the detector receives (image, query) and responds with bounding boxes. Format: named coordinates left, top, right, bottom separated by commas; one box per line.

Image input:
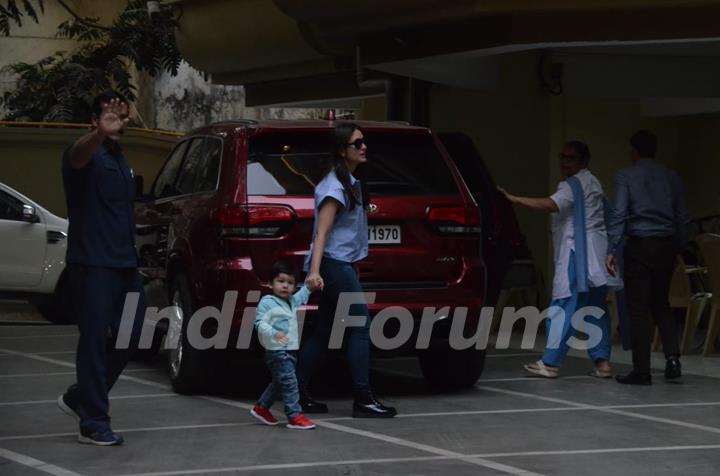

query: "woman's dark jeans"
left=296, top=257, right=370, bottom=394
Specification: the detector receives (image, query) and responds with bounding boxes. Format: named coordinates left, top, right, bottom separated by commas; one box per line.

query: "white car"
left=0, top=182, right=69, bottom=322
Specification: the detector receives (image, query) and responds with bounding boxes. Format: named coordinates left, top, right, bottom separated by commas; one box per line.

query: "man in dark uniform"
left=607, top=130, right=689, bottom=386
left=56, top=91, right=145, bottom=445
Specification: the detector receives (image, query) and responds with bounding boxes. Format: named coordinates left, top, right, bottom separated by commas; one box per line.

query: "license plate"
left=368, top=225, right=401, bottom=244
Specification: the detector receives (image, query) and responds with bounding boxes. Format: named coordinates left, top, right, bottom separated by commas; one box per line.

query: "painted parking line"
left=393, top=401, right=720, bottom=419
left=158, top=395, right=539, bottom=476
left=5, top=401, right=720, bottom=441
left=0, top=408, right=574, bottom=441
left=390, top=352, right=542, bottom=361
left=318, top=420, right=545, bottom=476
left=6, top=346, right=720, bottom=475
left=374, top=365, right=596, bottom=383
left=0, top=334, right=78, bottom=340
left=0, top=393, right=178, bottom=407
left=0, top=368, right=159, bottom=378
left=0, top=320, right=52, bottom=325
left=477, top=385, right=720, bottom=436
left=0, top=348, right=542, bottom=476
left=0, top=351, right=76, bottom=357
left=375, top=365, right=720, bottom=437
left=111, top=444, right=720, bottom=476
left=0, top=422, right=258, bottom=442
left=486, top=353, right=543, bottom=358
left=0, top=447, right=81, bottom=476
left=0, top=348, right=174, bottom=393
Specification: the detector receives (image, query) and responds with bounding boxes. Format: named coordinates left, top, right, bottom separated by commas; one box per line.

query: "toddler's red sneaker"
left=286, top=413, right=317, bottom=430
left=250, top=405, right=279, bottom=426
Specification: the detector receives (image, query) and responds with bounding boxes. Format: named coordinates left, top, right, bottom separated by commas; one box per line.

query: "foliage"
left=0, top=0, right=44, bottom=36
left=1, top=0, right=183, bottom=122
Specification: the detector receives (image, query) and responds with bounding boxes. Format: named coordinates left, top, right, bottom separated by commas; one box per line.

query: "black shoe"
left=615, top=372, right=652, bottom=386
left=665, top=357, right=682, bottom=380
left=353, top=392, right=397, bottom=418
left=299, top=386, right=328, bottom=414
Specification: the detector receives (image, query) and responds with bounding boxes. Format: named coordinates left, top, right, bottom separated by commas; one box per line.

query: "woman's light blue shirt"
left=304, top=170, right=368, bottom=271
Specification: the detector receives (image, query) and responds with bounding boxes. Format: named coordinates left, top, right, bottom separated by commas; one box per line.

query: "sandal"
left=588, top=367, right=613, bottom=379
left=524, top=360, right=559, bottom=379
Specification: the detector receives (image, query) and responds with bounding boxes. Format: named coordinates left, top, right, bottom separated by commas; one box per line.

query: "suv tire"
left=418, top=348, right=486, bottom=389
left=167, top=274, right=225, bottom=394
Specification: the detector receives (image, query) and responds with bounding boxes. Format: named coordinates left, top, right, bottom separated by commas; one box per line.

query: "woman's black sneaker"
left=299, top=386, right=329, bottom=414
left=353, top=392, right=397, bottom=418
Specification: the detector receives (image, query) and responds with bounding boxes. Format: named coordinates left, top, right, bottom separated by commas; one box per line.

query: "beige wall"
left=358, top=52, right=720, bottom=301
left=0, top=1, right=124, bottom=66
left=676, top=114, right=720, bottom=219
left=0, top=125, right=178, bottom=217
left=551, top=96, right=681, bottom=197
left=552, top=99, right=720, bottom=222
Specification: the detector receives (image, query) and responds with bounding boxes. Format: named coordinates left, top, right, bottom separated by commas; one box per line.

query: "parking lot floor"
left=1, top=323, right=719, bottom=476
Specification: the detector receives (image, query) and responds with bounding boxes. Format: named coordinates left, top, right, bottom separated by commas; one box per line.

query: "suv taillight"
left=427, top=206, right=481, bottom=235
left=214, top=205, right=295, bottom=238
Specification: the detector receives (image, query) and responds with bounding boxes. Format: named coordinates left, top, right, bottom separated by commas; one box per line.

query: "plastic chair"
left=695, top=234, right=720, bottom=356
left=652, top=255, right=710, bottom=354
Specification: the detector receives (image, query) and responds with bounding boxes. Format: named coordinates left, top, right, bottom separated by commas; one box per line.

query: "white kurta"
left=549, top=169, right=609, bottom=300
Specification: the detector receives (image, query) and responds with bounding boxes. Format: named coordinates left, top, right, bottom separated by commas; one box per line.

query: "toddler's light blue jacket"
left=254, top=286, right=310, bottom=351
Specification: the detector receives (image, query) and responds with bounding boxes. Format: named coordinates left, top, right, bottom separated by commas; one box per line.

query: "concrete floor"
left=1, top=318, right=720, bottom=476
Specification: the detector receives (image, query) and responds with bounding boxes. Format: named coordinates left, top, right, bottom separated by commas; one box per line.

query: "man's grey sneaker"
left=57, top=394, right=81, bottom=422
left=78, top=430, right=124, bottom=446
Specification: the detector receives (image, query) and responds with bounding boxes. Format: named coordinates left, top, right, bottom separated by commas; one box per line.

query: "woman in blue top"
left=298, top=123, right=397, bottom=418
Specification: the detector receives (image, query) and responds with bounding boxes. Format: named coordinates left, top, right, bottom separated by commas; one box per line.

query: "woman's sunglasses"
left=347, top=138, right=366, bottom=150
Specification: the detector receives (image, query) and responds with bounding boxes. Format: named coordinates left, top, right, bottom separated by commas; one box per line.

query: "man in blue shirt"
left=607, top=130, right=689, bottom=385
left=56, top=91, right=145, bottom=445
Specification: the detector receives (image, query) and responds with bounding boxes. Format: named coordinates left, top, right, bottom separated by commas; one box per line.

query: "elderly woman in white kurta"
left=499, top=141, right=612, bottom=379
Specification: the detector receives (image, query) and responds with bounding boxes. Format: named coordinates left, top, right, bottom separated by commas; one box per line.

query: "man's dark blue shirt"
left=607, top=158, right=690, bottom=253
left=62, top=142, right=137, bottom=268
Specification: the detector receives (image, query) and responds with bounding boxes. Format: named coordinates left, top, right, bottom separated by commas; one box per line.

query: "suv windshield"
left=248, top=130, right=458, bottom=196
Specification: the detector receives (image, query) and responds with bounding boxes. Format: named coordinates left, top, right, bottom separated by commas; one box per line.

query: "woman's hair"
left=328, top=123, right=368, bottom=211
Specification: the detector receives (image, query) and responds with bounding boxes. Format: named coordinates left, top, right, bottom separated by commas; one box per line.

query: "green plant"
left=1, top=0, right=183, bottom=122
left=0, top=0, right=44, bottom=36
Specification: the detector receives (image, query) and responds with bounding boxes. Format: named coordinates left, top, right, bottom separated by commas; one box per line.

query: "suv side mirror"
left=21, top=204, right=39, bottom=223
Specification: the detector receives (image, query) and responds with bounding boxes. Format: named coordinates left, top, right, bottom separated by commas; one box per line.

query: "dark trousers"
left=296, top=258, right=370, bottom=395
left=64, top=265, right=145, bottom=433
left=624, top=237, right=680, bottom=374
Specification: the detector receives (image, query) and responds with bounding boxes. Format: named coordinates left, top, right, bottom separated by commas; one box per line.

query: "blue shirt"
left=62, top=142, right=138, bottom=268
left=607, top=159, right=689, bottom=253
left=304, top=170, right=369, bottom=271
left=254, top=286, right=311, bottom=351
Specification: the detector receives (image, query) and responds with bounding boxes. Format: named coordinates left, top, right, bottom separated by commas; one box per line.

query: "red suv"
left=137, top=120, right=488, bottom=393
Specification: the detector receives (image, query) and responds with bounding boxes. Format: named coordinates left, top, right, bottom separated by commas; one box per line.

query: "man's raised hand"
left=98, top=98, right=129, bottom=138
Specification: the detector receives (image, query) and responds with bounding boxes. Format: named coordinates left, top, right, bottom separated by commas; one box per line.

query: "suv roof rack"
left=208, top=120, right=259, bottom=127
